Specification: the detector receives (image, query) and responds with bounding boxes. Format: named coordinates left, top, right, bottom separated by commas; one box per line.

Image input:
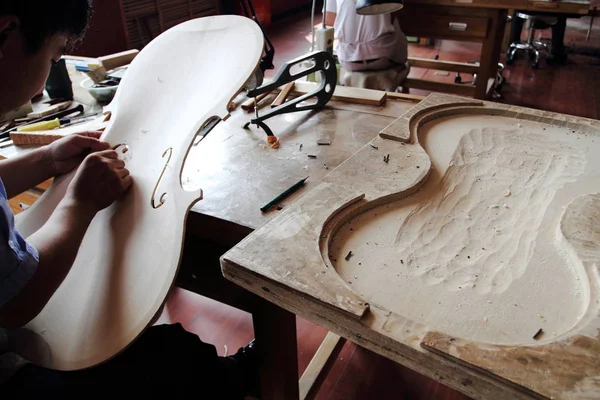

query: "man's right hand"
left=66, top=150, right=133, bottom=214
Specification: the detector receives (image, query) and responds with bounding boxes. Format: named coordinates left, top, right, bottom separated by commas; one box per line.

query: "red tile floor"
left=159, top=9, right=600, bottom=399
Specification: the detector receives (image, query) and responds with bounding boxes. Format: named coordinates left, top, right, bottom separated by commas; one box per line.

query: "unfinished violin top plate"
left=14, top=15, right=263, bottom=370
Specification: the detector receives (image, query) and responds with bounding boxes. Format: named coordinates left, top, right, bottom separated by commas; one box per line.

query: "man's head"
left=0, top=1, right=92, bottom=115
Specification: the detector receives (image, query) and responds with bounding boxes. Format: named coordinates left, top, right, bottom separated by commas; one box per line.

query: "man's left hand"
left=46, top=132, right=111, bottom=176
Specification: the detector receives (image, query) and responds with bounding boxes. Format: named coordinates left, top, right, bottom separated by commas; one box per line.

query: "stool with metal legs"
left=507, top=12, right=557, bottom=68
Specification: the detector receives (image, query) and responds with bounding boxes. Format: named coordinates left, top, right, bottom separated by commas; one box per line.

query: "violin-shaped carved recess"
left=151, top=147, right=172, bottom=209
left=222, top=94, right=600, bottom=400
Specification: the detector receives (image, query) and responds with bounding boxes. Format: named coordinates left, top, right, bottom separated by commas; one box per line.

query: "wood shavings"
left=267, top=136, right=280, bottom=149
left=504, top=189, right=512, bottom=197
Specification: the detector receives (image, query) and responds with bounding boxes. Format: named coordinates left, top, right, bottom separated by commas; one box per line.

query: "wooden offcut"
left=271, top=82, right=295, bottom=107
left=241, top=91, right=272, bottom=112
left=98, top=49, right=139, bottom=70
left=27, top=101, right=72, bottom=119
left=283, top=81, right=387, bottom=106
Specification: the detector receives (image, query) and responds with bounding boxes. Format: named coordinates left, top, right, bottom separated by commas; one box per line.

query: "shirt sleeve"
left=325, top=0, right=337, bottom=13
left=0, top=180, right=39, bottom=309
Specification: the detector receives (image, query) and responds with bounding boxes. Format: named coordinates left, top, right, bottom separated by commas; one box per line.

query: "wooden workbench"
left=0, top=68, right=419, bottom=399
left=221, top=93, right=600, bottom=400
left=397, top=0, right=591, bottom=99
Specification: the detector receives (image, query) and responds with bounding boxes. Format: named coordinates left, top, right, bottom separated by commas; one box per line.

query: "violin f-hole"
left=151, top=147, right=173, bottom=209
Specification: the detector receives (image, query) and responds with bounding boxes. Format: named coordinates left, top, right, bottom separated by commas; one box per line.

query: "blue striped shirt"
left=0, top=178, right=38, bottom=309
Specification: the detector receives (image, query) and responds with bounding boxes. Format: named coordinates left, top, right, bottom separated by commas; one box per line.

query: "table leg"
left=299, top=332, right=346, bottom=400
left=475, top=9, right=508, bottom=99
left=253, top=299, right=300, bottom=400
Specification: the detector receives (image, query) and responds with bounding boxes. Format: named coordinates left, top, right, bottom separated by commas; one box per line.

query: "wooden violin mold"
left=222, top=94, right=600, bottom=399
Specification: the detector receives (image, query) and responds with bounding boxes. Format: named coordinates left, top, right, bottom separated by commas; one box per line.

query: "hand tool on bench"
left=0, top=104, right=84, bottom=139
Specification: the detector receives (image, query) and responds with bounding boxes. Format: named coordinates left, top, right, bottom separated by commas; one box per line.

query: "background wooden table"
left=396, top=0, right=591, bottom=99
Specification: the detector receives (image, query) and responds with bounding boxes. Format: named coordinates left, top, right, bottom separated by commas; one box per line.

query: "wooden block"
left=386, top=92, right=426, bottom=102
left=85, top=65, right=108, bottom=83
left=241, top=91, right=272, bottom=112
left=271, top=82, right=295, bottom=107
left=332, top=85, right=387, bottom=106
left=98, top=49, right=139, bottom=71
left=292, top=81, right=387, bottom=106
left=27, top=101, right=72, bottom=119
left=10, top=132, right=70, bottom=146
left=403, top=78, right=476, bottom=97
left=63, top=55, right=100, bottom=64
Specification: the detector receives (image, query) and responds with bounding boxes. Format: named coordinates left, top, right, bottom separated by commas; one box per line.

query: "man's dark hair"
left=0, top=0, right=93, bottom=52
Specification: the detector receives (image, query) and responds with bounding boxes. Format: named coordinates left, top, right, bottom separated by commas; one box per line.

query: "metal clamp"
left=243, top=50, right=337, bottom=137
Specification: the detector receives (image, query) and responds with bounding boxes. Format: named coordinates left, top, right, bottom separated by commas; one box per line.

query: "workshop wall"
left=72, top=0, right=221, bottom=56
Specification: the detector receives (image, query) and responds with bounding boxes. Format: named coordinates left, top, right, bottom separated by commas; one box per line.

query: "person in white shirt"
left=325, top=0, right=408, bottom=72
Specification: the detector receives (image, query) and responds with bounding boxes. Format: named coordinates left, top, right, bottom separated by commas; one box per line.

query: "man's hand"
left=45, top=132, right=111, bottom=176
left=0, top=150, right=132, bottom=328
left=66, top=150, right=133, bottom=214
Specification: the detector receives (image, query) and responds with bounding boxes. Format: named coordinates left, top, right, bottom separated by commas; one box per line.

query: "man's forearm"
left=0, top=147, right=55, bottom=198
left=0, top=196, right=95, bottom=328
left=325, top=12, right=336, bottom=27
